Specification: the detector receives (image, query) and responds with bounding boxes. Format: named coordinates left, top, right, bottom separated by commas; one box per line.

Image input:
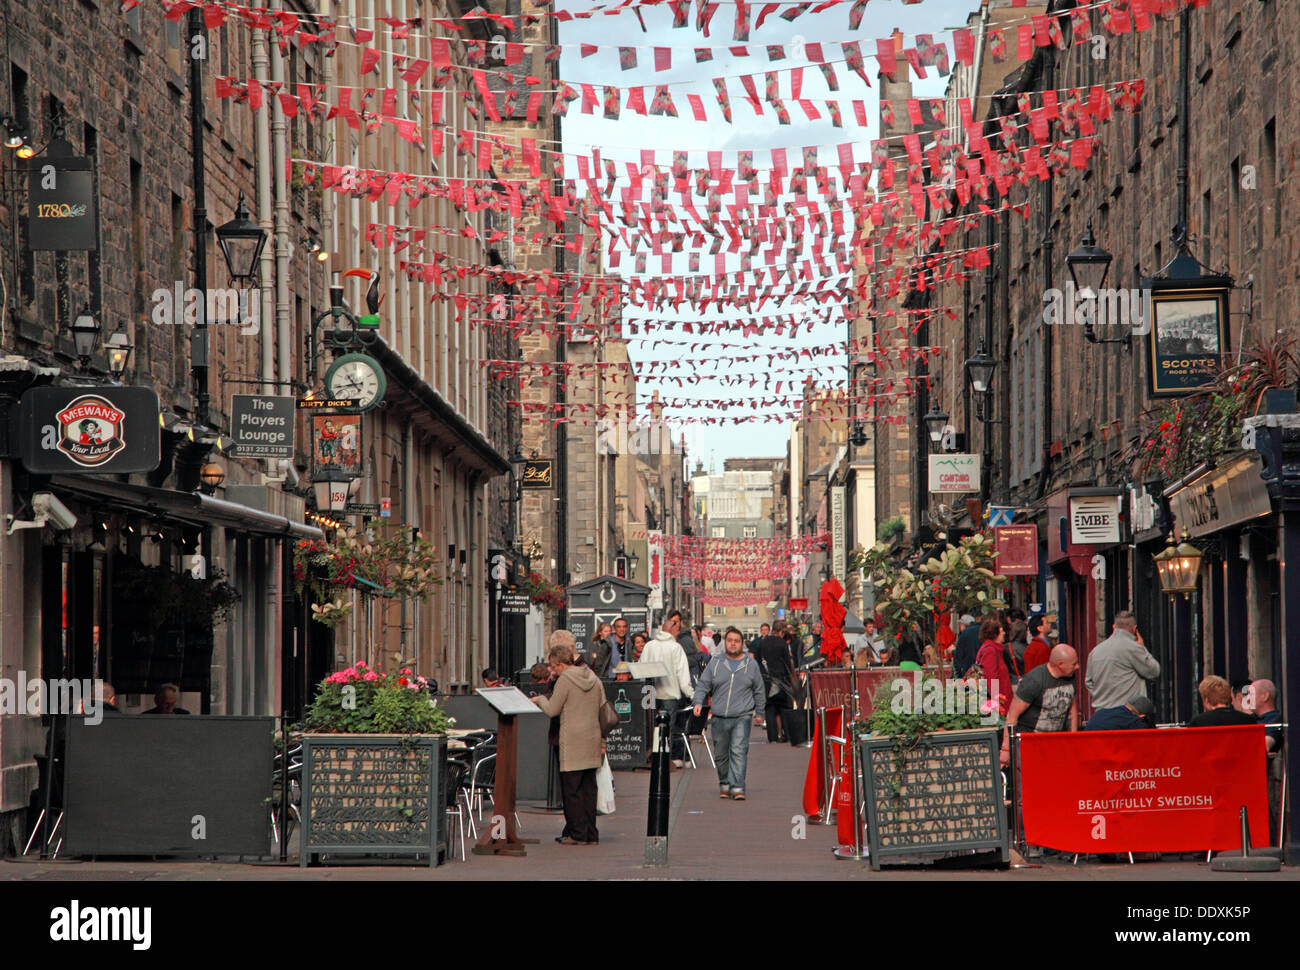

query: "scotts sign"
left=19, top=386, right=161, bottom=474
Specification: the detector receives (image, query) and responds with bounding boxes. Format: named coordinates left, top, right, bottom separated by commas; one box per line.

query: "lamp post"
left=923, top=407, right=949, bottom=448
left=70, top=307, right=101, bottom=370
left=1066, top=222, right=1127, bottom=346
left=216, top=192, right=268, bottom=282
left=105, top=329, right=134, bottom=378
left=312, top=466, right=354, bottom=517
left=198, top=462, right=226, bottom=495
left=1154, top=530, right=1202, bottom=725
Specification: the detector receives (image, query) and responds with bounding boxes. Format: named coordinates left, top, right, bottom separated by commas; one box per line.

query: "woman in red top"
left=975, top=618, right=1013, bottom=717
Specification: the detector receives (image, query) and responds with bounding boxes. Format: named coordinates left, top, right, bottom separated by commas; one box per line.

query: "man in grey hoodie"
left=692, top=627, right=766, bottom=800
left=1085, top=611, right=1160, bottom=710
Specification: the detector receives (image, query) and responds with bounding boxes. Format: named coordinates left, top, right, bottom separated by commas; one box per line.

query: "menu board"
left=602, top=679, right=651, bottom=770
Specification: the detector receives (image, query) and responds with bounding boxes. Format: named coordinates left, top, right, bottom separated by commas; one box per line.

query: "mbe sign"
left=230, top=395, right=294, bottom=459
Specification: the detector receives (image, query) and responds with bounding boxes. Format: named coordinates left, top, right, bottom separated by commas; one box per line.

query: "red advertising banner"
left=994, top=525, right=1039, bottom=575
left=789, top=597, right=808, bottom=610
left=1019, top=726, right=1270, bottom=852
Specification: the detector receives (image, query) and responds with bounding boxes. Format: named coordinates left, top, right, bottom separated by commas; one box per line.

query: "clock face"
left=326, top=354, right=385, bottom=410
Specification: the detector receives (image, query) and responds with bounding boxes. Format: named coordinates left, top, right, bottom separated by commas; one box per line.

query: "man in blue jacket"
left=692, top=627, right=766, bottom=800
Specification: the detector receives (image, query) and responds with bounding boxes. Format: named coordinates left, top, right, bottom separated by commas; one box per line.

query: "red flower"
left=398, top=676, right=408, bottom=686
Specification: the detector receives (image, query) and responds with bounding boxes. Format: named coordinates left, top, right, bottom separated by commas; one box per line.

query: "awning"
left=49, top=475, right=323, bottom=540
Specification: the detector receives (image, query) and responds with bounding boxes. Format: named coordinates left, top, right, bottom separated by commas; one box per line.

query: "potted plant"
left=296, top=662, right=454, bottom=867
left=857, top=532, right=1009, bottom=674
left=854, top=673, right=1009, bottom=870
left=522, top=571, right=566, bottom=613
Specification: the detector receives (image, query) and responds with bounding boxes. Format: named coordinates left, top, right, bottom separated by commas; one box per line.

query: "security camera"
left=32, top=493, right=77, bottom=530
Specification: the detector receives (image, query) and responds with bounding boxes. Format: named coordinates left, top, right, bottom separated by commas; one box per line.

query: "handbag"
left=598, top=699, right=620, bottom=738
left=595, top=755, right=616, bottom=815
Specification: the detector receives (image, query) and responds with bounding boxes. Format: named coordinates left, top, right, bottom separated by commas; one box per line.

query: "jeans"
left=710, top=713, right=753, bottom=792
left=656, top=698, right=685, bottom=760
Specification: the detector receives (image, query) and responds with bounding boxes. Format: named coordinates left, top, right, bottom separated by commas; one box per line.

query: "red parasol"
left=819, top=577, right=846, bottom=664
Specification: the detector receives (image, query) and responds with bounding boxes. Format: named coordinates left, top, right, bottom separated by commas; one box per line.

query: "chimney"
left=892, top=28, right=905, bottom=54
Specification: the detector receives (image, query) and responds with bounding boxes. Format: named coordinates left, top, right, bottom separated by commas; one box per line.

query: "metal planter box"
left=300, top=734, right=447, bottom=866
left=858, top=728, right=1009, bottom=870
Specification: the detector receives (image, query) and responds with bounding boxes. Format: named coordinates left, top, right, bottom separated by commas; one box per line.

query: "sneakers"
left=731, top=790, right=746, bottom=800
left=720, top=787, right=731, bottom=798
left=671, top=759, right=684, bottom=768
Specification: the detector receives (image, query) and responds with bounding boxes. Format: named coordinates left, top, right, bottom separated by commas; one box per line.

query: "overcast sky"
left=559, top=0, right=984, bottom=470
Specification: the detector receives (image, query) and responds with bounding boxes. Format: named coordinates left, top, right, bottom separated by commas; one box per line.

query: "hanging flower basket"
left=293, top=526, right=442, bottom=626
left=523, top=571, right=566, bottom=612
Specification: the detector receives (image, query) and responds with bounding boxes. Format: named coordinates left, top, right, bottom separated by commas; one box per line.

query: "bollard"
left=644, top=708, right=671, bottom=867
left=1209, top=806, right=1280, bottom=871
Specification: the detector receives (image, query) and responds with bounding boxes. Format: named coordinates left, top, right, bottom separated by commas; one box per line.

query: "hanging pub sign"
left=230, top=395, right=294, bottom=459
left=18, top=386, right=160, bottom=474
left=928, top=453, right=980, bottom=493
left=521, top=458, right=553, bottom=489
left=27, top=138, right=98, bottom=251
left=993, top=525, right=1038, bottom=576
left=1142, top=278, right=1231, bottom=397
left=311, top=413, right=361, bottom=475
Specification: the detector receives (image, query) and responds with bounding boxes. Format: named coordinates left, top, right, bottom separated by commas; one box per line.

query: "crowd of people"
left=521, top=604, right=1284, bottom=850
left=525, top=610, right=821, bottom=842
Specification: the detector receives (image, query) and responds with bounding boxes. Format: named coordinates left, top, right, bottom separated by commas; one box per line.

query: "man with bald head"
left=1000, top=645, right=1080, bottom=766
left=1251, top=679, right=1283, bottom=753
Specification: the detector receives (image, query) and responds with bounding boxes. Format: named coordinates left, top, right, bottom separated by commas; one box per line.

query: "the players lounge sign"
left=19, top=386, right=160, bottom=474
left=928, top=453, right=980, bottom=494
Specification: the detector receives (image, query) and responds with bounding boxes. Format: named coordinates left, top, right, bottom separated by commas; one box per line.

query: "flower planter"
left=858, top=728, right=1008, bottom=871
left=299, top=734, right=447, bottom=867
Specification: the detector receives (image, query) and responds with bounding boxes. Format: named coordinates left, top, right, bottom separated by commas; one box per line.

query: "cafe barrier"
left=802, top=705, right=843, bottom=822
left=1018, top=725, right=1270, bottom=854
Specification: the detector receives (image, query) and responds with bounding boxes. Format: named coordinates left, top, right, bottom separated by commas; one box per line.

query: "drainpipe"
left=188, top=10, right=210, bottom=427
left=271, top=0, right=291, bottom=391
left=1040, top=41, right=1055, bottom=500
left=1177, top=6, right=1190, bottom=231
left=252, top=19, right=274, bottom=400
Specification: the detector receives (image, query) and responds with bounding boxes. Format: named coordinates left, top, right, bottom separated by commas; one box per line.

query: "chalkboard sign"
left=858, top=729, right=1009, bottom=870
left=602, top=679, right=652, bottom=770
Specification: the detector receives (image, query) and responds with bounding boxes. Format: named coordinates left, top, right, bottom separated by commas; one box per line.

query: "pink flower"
left=342, top=667, right=357, bottom=680
left=363, top=670, right=380, bottom=681
left=356, top=661, right=368, bottom=668
left=401, top=668, right=412, bottom=675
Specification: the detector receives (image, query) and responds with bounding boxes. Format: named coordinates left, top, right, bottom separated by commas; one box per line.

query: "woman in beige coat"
left=533, top=630, right=604, bottom=845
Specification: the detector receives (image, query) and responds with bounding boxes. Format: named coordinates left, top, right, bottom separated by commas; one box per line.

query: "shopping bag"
left=595, top=755, right=616, bottom=815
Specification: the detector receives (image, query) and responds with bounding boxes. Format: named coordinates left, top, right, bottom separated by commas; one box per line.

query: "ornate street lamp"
left=312, top=466, right=354, bottom=515
left=105, top=329, right=134, bottom=377
left=849, top=422, right=869, bottom=448
left=70, top=306, right=101, bottom=369
left=215, top=192, right=267, bottom=282
left=923, top=407, right=949, bottom=446
left=964, top=343, right=996, bottom=424
left=1154, top=531, right=1202, bottom=597
left=1066, top=220, right=1113, bottom=300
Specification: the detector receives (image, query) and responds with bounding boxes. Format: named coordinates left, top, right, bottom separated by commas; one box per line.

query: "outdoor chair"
left=464, top=749, right=522, bottom=834
left=445, top=760, right=470, bottom=862
left=679, top=707, right=714, bottom=769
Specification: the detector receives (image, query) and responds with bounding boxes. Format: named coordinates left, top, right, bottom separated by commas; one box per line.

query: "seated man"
left=1085, top=694, right=1156, bottom=730
left=142, top=683, right=190, bottom=715
left=1251, top=679, right=1284, bottom=753
left=1187, top=675, right=1258, bottom=727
